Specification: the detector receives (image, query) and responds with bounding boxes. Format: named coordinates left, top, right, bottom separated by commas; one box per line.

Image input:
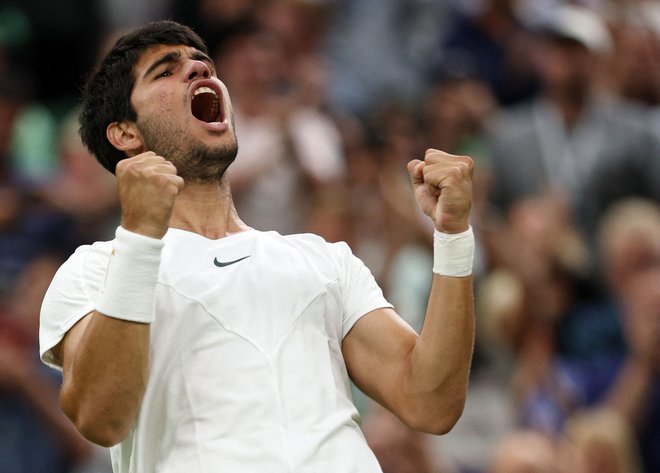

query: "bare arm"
left=54, top=152, right=183, bottom=446
left=55, top=313, right=150, bottom=447
left=343, top=277, right=474, bottom=434
left=343, top=149, right=475, bottom=434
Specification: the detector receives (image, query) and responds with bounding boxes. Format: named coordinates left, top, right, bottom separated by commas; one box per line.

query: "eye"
left=156, top=70, right=172, bottom=79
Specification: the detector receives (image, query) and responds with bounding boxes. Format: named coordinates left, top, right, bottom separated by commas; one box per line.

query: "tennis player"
left=39, top=21, right=475, bottom=473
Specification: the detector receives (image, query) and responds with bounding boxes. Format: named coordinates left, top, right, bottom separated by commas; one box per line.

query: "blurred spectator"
left=258, top=0, right=334, bottom=62
left=324, top=0, right=452, bottom=114
left=40, top=109, right=119, bottom=243
left=437, top=0, right=539, bottom=106
left=170, top=0, right=266, bottom=58
left=554, top=197, right=660, bottom=362
left=563, top=407, right=643, bottom=473
left=362, top=404, right=448, bottom=473
left=604, top=266, right=660, bottom=473
left=0, top=68, right=57, bottom=183
left=479, top=194, right=592, bottom=434
left=424, top=54, right=496, bottom=162
left=305, top=185, right=356, bottom=247
left=605, top=0, right=660, bottom=105
left=218, top=19, right=346, bottom=235
left=488, top=429, right=564, bottom=473
left=0, top=254, right=100, bottom=472
left=332, top=113, right=392, bottom=282
left=487, top=199, right=660, bottom=468
left=486, top=4, right=660, bottom=247
left=372, top=101, right=430, bottom=329
left=0, top=75, right=75, bottom=303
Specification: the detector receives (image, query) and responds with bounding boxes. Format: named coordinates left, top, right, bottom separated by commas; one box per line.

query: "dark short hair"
left=79, top=21, right=208, bottom=173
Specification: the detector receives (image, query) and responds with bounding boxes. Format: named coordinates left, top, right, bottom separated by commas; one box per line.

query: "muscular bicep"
left=342, top=307, right=418, bottom=413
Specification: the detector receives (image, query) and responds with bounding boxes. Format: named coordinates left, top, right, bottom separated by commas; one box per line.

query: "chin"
left=176, top=141, right=238, bottom=182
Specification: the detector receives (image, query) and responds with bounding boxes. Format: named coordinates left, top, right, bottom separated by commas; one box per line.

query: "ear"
left=106, top=121, right=144, bottom=156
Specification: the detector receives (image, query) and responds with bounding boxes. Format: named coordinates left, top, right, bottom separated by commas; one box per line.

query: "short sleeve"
left=331, top=241, right=392, bottom=337
left=39, top=242, right=112, bottom=370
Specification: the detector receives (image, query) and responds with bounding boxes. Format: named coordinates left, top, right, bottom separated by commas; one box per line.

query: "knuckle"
left=115, top=158, right=130, bottom=172
left=458, top=155, right=474, bottom=167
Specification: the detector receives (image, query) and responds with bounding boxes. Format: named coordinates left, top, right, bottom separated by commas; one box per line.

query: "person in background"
left=486, top=4, right=660, bottom=247
left=488, top=429, right=564, bottom=473
left=603, top=266, right=660, bottom=473
left=0, top=254, right=101, bottom=473
left=218, top=19, right=346, bottom=235
left=563, top=407, right=643, bottom=473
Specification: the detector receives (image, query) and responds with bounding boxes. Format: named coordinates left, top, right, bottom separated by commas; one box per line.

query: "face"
left=130, top=44, right=239, bottom=182
left=535, top=37, right=595, bottom=98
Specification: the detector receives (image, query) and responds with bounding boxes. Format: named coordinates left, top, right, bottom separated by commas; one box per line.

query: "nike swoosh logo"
left=213, top=255, right=251, bottom=267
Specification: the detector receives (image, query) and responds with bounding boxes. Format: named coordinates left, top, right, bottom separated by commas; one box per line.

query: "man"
left=39, top=21, right=475, bottom=472
left=486, top=5, right=660, bottom=244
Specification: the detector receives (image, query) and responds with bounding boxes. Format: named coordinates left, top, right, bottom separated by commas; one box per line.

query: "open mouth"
left=191, top=86, right=223, bottom=123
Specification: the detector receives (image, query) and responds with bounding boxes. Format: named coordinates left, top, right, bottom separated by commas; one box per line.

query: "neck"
left=169, top=174, right=250, bottom=239
left=545, top=88, right=588, bottom=130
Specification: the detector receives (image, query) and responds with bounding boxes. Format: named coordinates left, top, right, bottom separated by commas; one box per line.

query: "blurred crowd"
left=1, top=0, right=659, bottom=472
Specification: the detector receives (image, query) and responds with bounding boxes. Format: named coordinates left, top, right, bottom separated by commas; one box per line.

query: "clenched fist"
left=407, top=149, right=473, bottom=234
left=115, top=152, right=184, bottom=239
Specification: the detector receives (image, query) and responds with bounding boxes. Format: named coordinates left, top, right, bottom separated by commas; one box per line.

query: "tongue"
left=191, top=92, right=218, bottom=123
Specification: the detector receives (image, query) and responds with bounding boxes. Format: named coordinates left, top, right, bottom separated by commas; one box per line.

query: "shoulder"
left=278, top=232, right=352, bottom=257
left=62, top=240, right=113, bottom=273
left=40, top=240, right=113, bottom=370
left=46, top=240, right=114, bottom=296
left=262, top=231, right=358, bottom=272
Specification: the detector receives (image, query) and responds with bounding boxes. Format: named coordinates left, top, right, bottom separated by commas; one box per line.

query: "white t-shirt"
left=40, top=229, right=391, bottom=473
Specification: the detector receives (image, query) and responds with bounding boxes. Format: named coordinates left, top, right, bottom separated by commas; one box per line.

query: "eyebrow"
left=142, top=49, right=216, bottom=79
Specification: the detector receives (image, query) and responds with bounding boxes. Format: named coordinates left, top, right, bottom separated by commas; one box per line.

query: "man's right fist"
left=115, top=152, right=184, bottom=239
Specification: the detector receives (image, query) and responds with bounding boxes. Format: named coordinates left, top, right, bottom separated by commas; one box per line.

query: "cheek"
left=133, top=87, right=181, bottom=116
left=157, top=90, right=179, bottom=114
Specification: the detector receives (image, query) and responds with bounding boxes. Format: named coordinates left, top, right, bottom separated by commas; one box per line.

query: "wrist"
left=120, top=219, right=168, bottom=239
left=95, top=226, right=164, bottom=323
left=434, top=217, right=470, bottom=234
left=433, top=226, right=475, bottom=277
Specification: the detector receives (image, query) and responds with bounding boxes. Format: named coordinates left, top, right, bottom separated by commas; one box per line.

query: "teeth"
left=194, top=86, right=217, bottom=97
left=191, top=85, right=221, bottom=122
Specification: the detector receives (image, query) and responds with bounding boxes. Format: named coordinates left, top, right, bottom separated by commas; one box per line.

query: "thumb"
left=407, top=159, right=425, bottom=186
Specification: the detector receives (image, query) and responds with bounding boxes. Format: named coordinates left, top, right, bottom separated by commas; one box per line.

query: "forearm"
left=60, top=312, right=150, bottom=446
left=403, top=275, right=475, bottom=431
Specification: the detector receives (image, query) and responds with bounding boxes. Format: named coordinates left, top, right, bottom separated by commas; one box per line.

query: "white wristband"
left=433, top=226, right=475, bottom=277
left=95, top=226, right=164, bottom=323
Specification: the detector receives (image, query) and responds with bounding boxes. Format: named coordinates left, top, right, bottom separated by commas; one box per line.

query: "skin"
left=52, top=44, right=475, bottom=446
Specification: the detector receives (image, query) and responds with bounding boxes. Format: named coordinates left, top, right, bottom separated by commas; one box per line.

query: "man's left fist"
left=407, top=149, right=473, bottom=234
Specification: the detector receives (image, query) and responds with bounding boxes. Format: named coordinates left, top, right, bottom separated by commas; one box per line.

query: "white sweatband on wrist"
left=433, top=226, right=475, bottom=277
left=95, top=226, right=164, bottom=324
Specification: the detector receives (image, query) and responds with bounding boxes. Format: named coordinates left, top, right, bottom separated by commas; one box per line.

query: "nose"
left=186, top=60, right=212, bottom=81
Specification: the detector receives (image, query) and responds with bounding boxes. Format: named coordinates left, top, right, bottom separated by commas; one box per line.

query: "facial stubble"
left=136, top=114, right=238, bottom=183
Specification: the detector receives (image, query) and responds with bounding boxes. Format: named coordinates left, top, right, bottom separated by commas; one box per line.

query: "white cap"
left=538, top=5, right=613, bottom=55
